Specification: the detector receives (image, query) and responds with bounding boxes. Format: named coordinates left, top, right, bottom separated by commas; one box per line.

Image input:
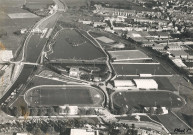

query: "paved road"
left=0, top=0, right=66, bottom=105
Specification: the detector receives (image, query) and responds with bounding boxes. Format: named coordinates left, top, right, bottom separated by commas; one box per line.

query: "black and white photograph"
left=0, top=0, right=192, bottom=135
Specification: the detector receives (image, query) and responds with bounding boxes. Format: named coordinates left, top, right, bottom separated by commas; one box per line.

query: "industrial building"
left=70, top=129, right=99, bottom=135
left=113, top=79, right=158, bottom=90
left=114, top=80, right=135, bottom=88
left=133, top=79, right=158, bottom=90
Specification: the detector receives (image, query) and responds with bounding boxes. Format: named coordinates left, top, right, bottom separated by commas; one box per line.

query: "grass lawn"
left=113, top=91, right=185, bottom=108
left=112, top=63, right=170, bottom=75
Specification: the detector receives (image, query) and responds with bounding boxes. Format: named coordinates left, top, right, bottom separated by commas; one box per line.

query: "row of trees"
left=113, top=104, right=164, bottom=115
left=107, top=122, right=138, bottom=135
left=3, top=106, right=98, bottom=117
left=3, top=106, right=57, bottom=117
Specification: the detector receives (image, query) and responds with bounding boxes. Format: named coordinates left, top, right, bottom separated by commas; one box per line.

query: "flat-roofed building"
left=167, top=44, right=182, bottom=51
left=133, top=79, right=158, bottom=90
left=152, top=44, right=166, bottom=51
left=71, top=129, right=99, bottom=135
left=172, top=59, right=187, bottom=68
left=114, top=80, right=135, bottom=88
left=69, top=68, right=80, bottom=78
left=15, top=133, right=32, bottom=135
left=59, top=106, right=78, bottom=115
left=0, top=50, right=13, bottom=62
left=169, top=50, right=189, bottom=59
left=93, top=22, right=106, bottom=28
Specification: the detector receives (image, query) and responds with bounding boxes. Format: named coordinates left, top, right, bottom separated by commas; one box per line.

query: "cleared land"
left=112, top=63, right=170, bottom=75
left=8, top=13, right=38, bottom=19
left=48, top=29, right=106, bottom=61
left=96, top=36, right=115, bottom=44
left=24, top=85, right=104, bottom=107
left=112, top=91, right=185, bottom=108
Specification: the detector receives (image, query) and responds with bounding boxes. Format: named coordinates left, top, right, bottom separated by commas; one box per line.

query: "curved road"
left=0, top=0, right=66, bottom=105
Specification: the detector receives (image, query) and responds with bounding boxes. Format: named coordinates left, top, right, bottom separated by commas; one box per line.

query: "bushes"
left=0, top=29, right=7, bottom=38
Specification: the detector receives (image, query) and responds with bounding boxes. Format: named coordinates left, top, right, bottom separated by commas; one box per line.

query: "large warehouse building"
left=113, top=79, right=158, bottom=90
left=133, top=79, right=158, bottom=90
left=114, top=80, right=135, bottom=88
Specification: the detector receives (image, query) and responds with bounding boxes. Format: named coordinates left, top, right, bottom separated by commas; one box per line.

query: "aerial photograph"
left=0, top=0, right=193, bottom=135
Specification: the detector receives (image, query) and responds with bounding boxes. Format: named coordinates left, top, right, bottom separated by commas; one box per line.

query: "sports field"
left=112, top=63, right=170, bottom=75
left=108, top=50, right=150, bottom=61
left=112, top=91, right=185, bottom=108
left=48, top=29, right=106, bottom=61
left=157, top=112, right=192, bottom=134
left=24, top=85, right=104, bottom=107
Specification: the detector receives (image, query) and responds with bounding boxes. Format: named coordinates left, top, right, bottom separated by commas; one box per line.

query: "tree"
left=30, top=108, right=39, bottom=116
left=78, top=108, right=87, bottom=115
left=38, top=107, right=47, bottom=116
left=55, top=107, right=62, bottom=114
left=46, top=126, right=55, bottom=134
left=12, top=106, right=22, bottom=117
left=149, top=107, right=155, bottom=115
left=32, top=127, right=44, bottom=135
left=118, top=107, right=128, bottom=115
left=131, top=124, right=138, bottom=135
left=3, top=107, right=11, bottom=115
left=86, top=108, right=96, bottom=115
left=156, top=105, right=163, bottom=114
left=0, top=29, right=7, bottom=38
left=47, top=107, right=55, bottom=116
left=13, top=30, right=21, bottom=35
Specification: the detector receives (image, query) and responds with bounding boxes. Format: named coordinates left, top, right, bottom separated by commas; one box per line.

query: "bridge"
left=0, top=61, right=39, bottom=66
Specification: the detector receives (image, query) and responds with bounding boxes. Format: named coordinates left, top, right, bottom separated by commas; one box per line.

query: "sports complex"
left=24, top=85, right=105, bottom=107
left=112, top=91, right=185, bottom=109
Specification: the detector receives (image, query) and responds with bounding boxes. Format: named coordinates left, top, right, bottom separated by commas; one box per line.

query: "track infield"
left=112, top=91, right=185, bottom=108
left=24, top=85, right=104, bottom=107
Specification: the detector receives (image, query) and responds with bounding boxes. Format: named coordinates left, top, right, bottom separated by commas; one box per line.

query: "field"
left=48, top=29, right=106, bottom=61
left=25, top=0, right=54, bottom=9
left=24, top=85, right=104, bottom=107
left=154, top=77, right=176, bottom=91
left=90, top=0, right=154, bottom=11
left=0, top=0, right=53, bottom=55
left=112, top=63, right=170, bottom=75
left=61, top=0, right=88, bottom=8
left=89, top=31, right=136, bottom=51
left=157, top=112, right=192, bottom=134
left=112, top=91, right=185, bottom=108
left=8, top=13, right=38, bottom=19
left=108, top=50, right=150, bottom=61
